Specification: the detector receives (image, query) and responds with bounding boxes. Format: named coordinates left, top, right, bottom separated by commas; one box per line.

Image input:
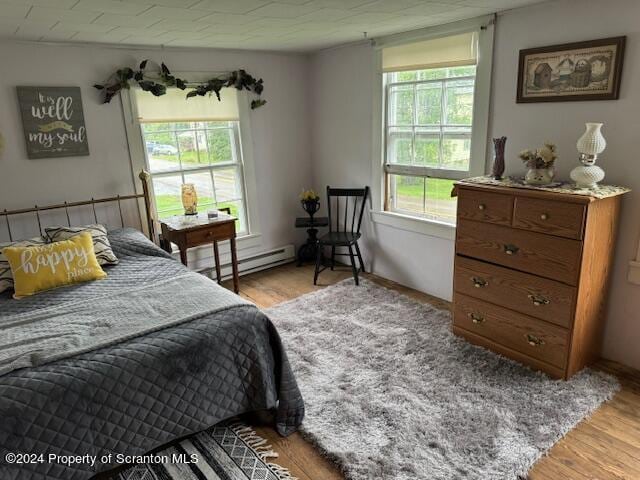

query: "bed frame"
left=0, top=170, right=155, bottom=242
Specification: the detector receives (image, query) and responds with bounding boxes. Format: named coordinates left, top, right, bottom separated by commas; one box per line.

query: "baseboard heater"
left=198, top=244, right=295, bottom=280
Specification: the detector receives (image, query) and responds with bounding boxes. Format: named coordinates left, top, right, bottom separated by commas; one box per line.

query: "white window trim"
left=628, top=246, right=640, bottom=285
left=370, top=15, right=495, bottom=240
left=371, top=210, right=456, bottom=240
left=121, top=78, right=262, bottom=254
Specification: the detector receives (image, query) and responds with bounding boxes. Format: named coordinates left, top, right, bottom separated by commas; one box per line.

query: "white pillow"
left=0, top=236, right=48, bottom=293
left=45, top=224, right=119, bottom=266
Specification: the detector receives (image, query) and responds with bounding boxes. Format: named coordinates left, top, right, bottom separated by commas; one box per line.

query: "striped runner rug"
left=118, top=423, right=296, bottom=480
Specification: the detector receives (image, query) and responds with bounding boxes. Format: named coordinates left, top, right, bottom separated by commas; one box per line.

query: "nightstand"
left=160, top=211, right=240, bottom=293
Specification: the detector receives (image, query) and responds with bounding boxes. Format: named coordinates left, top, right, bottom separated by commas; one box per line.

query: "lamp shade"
left=577, top=122, right=606, bottom=155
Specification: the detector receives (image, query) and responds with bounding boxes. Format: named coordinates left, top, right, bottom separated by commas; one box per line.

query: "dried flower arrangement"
left=519, top=142, right=558, bottom=170
left=300, top=189, right=320, bottom=220
left=299, top=189, right=320, bottom=202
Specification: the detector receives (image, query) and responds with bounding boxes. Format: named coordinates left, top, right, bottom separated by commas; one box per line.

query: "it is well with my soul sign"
left=17, top=86, right=90, bottom=159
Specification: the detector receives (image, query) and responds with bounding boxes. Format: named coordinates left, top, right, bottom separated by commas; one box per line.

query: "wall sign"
left=516, top=36, right=626, bottom=103
left=17, top=86, right=90, bottom=159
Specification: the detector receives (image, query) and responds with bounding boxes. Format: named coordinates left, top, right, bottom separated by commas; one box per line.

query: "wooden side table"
left=160, top=212, right=240, bottom=293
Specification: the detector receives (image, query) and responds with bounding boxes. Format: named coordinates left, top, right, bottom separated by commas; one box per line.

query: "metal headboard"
left=1, top=170, right=155, bottom=242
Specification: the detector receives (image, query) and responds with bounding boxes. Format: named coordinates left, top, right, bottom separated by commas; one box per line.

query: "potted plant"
left=300, top=189, right=320, bottom=221
left=519, top=142, right=558, bottom=185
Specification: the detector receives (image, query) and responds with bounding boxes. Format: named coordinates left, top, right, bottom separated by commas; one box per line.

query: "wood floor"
left=226, top=263, right=640, bottom=480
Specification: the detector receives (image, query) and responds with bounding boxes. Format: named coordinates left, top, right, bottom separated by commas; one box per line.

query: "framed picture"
left=17, top=86, right=90, bottom=159
left=516, top=36, right=626, bottom=103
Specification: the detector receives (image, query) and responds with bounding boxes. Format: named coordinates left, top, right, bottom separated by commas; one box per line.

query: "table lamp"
left=570, top=122, right=606, bottom=188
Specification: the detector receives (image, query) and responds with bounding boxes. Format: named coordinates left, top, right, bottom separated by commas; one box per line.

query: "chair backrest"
left=326, top=186, right=369, bottom=235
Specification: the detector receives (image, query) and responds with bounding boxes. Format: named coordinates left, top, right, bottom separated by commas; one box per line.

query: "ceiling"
left=0, top=0, right=546, bottom=52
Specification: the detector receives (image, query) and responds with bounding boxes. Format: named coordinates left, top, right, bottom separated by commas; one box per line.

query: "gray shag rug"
left=266, top=278, right=619, bottom=480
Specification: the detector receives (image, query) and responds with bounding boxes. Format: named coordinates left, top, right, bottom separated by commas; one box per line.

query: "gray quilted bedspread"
left=0, top=229, right=304, bottom=480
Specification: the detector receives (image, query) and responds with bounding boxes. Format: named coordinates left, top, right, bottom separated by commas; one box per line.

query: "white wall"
left=310, top=0, right=640, bottom=369
left=0, top=41, right=312, bottom=253
left=310, top=42, right=455, bottom=300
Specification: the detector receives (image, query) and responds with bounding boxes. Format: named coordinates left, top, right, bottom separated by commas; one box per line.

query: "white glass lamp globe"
left=571, top=123, right=606, bottom=188
left=576, top=122, right=606, bottom=159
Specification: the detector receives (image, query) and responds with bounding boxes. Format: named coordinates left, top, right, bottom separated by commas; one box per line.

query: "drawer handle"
left=468, top=313, right=485, bottom=324
left=478, top=203, right=486, bottom=211
left=526, top=334, right=545, bottom=347
left=540, top=213, right=549, bottom=220
left=503, top=244, right=519, bottom=255
left=528, top=294, right=550, bottom=306
left=472, top=277, right=488, bottom=288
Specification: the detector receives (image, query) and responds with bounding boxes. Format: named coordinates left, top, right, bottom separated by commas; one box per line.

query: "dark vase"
left=301, top=199, right=320, bottom=222
left=492, top=136, right=507, bottom=180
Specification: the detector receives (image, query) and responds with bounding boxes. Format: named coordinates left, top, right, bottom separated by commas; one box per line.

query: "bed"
left=0, top=181, right=304, bottom=480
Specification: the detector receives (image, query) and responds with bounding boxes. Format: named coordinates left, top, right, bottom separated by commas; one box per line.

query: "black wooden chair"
left=314, top=186, right=369, bottom=286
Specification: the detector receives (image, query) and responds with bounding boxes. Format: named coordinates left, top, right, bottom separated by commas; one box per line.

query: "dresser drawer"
left=513, top=197, right=586, bottom=240
left=185, top=222, right=235, bottom=246
left=456, top=220, right=582, bottom=285
left=457, top=188, right=513, bottom=226
left=454, top=256, right=576, bottom=327
left=453, top=293, right=569, bottom=369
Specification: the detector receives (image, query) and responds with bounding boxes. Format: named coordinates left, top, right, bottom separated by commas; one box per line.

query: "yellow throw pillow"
left=2, top=232, right=106, bottom=299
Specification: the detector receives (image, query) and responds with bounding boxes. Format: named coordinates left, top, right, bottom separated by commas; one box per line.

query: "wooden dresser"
left=452, top=181, right=627, bottom=379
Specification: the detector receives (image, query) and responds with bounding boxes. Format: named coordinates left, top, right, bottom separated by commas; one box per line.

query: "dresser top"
left=457, top=176, right=630, bottom=201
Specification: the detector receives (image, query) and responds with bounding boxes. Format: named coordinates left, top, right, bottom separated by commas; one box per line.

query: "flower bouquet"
left=519, top=142, right=558, bottom=185
left=300, top=189, right=320, bottom=221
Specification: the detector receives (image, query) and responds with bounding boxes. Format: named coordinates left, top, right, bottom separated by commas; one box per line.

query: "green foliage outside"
left=390, top=136, right=471, bottom=170
left=393, top=65, right=476, bottom=82
left=143, top=122, right=233, bottom=166
left=390, top=81, right=474, bottom=127
left=155, top=151, right=204, bottom=166
left=394, top=177, right=456, bottom=201
left=387, top=65, right=475, bottom=171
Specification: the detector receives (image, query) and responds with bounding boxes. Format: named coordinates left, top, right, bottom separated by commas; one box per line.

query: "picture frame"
left=16, top=86, right=90, bottom=159
left=516, top=36, right=626, bottom=103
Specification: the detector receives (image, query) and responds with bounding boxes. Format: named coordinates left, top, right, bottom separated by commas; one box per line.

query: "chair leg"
left=331, top=245, right=336, bottom=270
left=354, top=241, right=365, bottom=273
left=314, top=243, right=323, bottom=285
left=348, top=245, right=359, bottom=286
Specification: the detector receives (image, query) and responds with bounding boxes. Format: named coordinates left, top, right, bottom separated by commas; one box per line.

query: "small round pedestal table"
left=295, top=216, right=328, bottom=266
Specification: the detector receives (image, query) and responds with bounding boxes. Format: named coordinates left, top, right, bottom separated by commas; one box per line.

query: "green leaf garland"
left=94, top=60, right=266, bottom=109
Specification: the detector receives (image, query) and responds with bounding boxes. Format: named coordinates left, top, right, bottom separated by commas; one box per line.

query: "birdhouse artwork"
left=517, top=36, right=625, bottom=102
left=533, top=63, right=552, bottom=89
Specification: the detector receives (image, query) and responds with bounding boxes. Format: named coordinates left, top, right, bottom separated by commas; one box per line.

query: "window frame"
left=140, top=120, right=249, bottom=234
left=121, top=76, right=262, bottom=253
left=370, top=15, right=495, bottom=239
left=384, top=72, right=476, bottom=180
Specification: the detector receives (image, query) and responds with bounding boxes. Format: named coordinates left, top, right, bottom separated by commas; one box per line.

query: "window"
left=385, top=65, right=475, bottom=223
left=377, top=26, right=491, bottom=228
left=133, top=88, right=248, bottom=234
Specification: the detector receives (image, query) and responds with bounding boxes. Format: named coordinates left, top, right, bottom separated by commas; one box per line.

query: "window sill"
left=628, top=260, right=640, bottom=285
left=370, top=210, right=456, bottom=240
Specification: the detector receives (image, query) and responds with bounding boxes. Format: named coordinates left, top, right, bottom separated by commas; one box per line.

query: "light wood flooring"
left=226, top=263, right=640, bottom=480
